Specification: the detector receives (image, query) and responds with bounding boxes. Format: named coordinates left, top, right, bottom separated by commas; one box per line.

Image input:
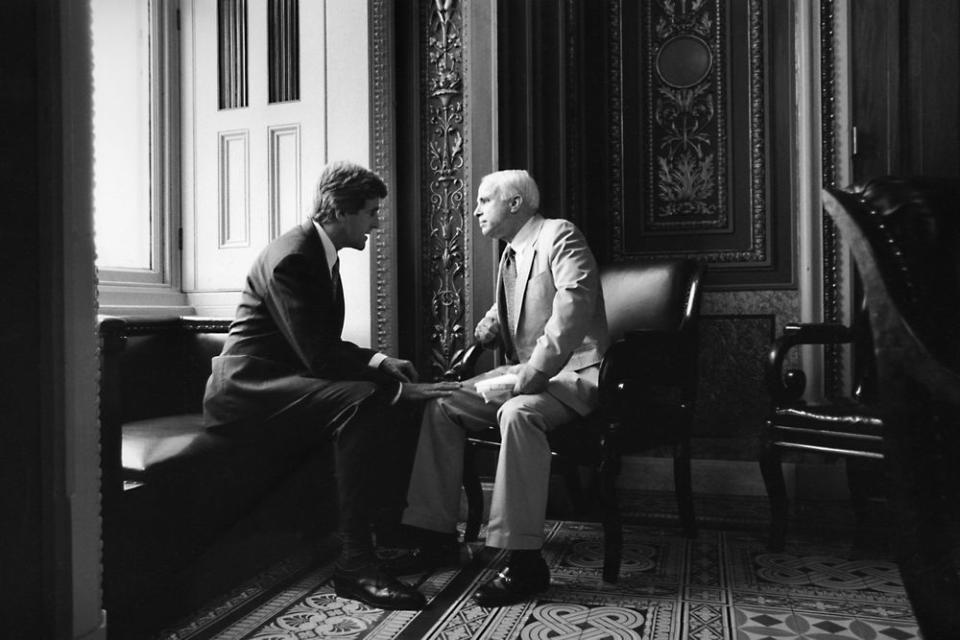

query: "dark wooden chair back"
left=598, top=260, right=703, bottom=423
left=602, top=259, right=702, bottom=340
left=823, top=177, right=960, bottom=639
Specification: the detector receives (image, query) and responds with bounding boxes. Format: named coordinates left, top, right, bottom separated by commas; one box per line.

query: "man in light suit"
left=203, top=161, right=460, bottom=610
left=398, top=169, right=609, bottom=606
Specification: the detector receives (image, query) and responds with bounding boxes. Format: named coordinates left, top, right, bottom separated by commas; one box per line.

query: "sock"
left=336, top=533, right=376, bottom=572
left=406, top=525, right=458, bottom=548
left=508, top=549, right=543, bottom=568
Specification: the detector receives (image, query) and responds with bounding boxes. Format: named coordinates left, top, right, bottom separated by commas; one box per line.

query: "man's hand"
left=379, top=357, right=419, bottom=383
left=513, top=364, right=549, bottom=395
left=399, top=381, right=462, bottom=402
left=474, top=317, right=500, bottom=346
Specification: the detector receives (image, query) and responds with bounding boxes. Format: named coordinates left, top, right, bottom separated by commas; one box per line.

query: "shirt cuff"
left=368, top=352, right=387, bottom=369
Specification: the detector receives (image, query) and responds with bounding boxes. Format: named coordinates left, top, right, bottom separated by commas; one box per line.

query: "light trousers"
left=402, top=366, right=578, bottom=550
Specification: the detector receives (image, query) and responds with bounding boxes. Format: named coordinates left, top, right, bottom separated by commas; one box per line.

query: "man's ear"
left=509, top=195, right=523, bottom=213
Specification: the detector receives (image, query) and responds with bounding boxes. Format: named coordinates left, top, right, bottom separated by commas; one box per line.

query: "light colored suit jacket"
left=481, top=214, right=609, bottom=415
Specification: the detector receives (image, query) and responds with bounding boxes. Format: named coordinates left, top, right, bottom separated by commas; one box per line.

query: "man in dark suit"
left=203, top=161, right=460, bottom=610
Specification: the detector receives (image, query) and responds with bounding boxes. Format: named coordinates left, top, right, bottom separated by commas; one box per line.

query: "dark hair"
left=310, top=161, right=387, bottom=223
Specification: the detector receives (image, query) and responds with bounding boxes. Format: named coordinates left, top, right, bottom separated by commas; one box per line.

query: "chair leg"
left=673, top=437, right=697, bottom=538
left=759, top=430, right=788, bottom=551
left=600, top=424, right=623, bottom=583
left=557, top=457, right=585, bottom=517
left=462, top=443, right=483, bottom=543
left=846, top=457, right=882, bottom=551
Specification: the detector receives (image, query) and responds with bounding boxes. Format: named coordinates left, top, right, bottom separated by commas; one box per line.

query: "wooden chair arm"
left=778, top=323, right=855, bottom=345
left=442, top=341, right=489, bottom=381
left=598, top=329, right=696, bottom=413
left=765, top=323, right=855, bottom=403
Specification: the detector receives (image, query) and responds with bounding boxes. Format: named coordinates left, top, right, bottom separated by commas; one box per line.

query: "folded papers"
left=473, top=373, right=518, bottom=404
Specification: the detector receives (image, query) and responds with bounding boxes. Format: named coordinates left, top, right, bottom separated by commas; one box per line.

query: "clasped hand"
left=474, top=316, right=499, bottom=345
left=512, top=363, right=549, bottom=395
left=379, top=356, right=461, bottom=401
left=472, top=321, right=549, bottom=394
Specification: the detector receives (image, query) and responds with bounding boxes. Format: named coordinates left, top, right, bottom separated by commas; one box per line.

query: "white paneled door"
left=181, top=0, right=327, bottom=294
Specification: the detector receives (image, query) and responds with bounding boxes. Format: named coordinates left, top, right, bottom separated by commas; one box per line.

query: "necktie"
left=502, top=247, right=518, bottom=354
left=331, top=258, right=342, bottom=303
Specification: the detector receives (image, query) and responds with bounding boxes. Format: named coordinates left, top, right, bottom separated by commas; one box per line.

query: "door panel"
left=182, top=0, right=326, bottom=292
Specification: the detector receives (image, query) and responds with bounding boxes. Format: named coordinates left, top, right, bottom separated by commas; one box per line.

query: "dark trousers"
left=267, top=380, right=419, bottom=556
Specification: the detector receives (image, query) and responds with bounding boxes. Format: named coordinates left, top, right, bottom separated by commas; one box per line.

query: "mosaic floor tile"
left=735, top=605, right=921, bottom=640
left=725, top=531, right=911, bottom=608
left=157, top=497, right=924, bottom=640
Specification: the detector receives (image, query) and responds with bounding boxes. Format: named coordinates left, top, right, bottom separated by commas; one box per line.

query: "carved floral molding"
left=371, top=0, right=396, bottom=355
left=425, top=0, right=466, bottom=378
left=820, top=0, right=843, bottom=395
left=610, top=0, right=769, bottom=265
left=648, top=0, right=726, bottom=229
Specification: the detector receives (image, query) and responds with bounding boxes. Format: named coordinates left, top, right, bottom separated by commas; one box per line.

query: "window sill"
left=97, top=283, right=195, bottom=317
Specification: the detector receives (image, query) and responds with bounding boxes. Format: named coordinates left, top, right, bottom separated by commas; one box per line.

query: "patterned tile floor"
left=155, top=492, right=921, bottom=640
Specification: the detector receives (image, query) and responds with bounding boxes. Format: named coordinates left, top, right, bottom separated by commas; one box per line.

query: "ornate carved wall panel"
left=643, top=0, right=729, bottom=231
left=423, top=0, right=467, bottom=378
left=610, top=0, right=794, bottom=288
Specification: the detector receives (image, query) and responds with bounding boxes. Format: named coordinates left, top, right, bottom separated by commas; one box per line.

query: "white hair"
left=485, top=169, right=540, bottom=212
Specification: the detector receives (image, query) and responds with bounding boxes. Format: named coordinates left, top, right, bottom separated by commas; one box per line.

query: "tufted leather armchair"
left=825, top=177, right=960, bottom=639
left=764, top=176, right=960, bottom=638
left=453, top=258, right=705, bottom=583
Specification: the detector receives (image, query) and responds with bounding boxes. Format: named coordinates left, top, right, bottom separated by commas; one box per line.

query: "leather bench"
left=98, top=316, right=337, bottom=633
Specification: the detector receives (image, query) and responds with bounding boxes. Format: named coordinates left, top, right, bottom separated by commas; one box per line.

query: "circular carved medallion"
left=655, top=34, right=713, bottom=88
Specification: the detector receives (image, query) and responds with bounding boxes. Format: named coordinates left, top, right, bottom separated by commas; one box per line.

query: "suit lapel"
left=513, top=217, right=544, bottom=334
left=496, top=247, right=508, bottom=310
left=302, top=221, right=344, bottom=330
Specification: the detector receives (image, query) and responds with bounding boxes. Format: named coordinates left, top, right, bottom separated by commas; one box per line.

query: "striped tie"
left=502, top=247, right=517, bottom=358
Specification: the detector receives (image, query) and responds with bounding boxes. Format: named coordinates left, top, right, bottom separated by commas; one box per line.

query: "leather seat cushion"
left=121, top=413, right=321, bottom=486
left=121, top=413, right=240, bottom=481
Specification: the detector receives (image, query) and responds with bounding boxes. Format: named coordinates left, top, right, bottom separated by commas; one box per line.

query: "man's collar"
left=507, top=214, right=542, bottom=254
left=312, top=220, right=339, bottom=273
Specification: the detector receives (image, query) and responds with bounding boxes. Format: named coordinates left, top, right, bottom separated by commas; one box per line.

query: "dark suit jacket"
left=203, top=221, right=392, bottom=429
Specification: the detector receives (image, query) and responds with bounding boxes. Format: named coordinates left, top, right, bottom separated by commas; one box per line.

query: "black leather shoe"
left=473, top=555, right=550, bottom=607
left=333, top=567, right=426, bottom=610
left=381, top=542, right=464, bottom=576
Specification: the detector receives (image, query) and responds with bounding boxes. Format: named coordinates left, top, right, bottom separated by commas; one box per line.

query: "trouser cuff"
left=485, top=531, right=543, bottom=550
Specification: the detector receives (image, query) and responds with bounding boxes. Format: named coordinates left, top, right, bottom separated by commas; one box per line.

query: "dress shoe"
left=333, top=566, right=426, bottom=610
left=473, top=554, right=550, bottom=607
left=381, top=542, right=464, bottom=576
